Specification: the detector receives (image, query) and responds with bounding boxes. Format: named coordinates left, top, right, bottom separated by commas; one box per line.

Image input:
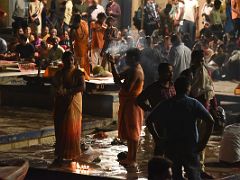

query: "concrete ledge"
left=0, top=127, right=54, bottom=144
left=0, top=85, right=119, bottom=119
left=0, top=136, right=55, bottom=151
left=0, top=116, right=116, bottom=151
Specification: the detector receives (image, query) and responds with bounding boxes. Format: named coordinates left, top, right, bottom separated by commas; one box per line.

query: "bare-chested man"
left=110, top=48, right=144, bottom=167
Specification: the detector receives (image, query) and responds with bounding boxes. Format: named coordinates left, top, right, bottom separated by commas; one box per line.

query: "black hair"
left=171, top=33, right=182, bottom=44
left=214, top=0, right=222, bottom=10
left=165, top=3, right=172, bottom=11
left=97, top=12, right=107, bottom=20
left=62, top=51, right=73, bottom=61
left=174, top=76, right=191, bottom=94
left=19, top=34, right=28, bottom=42
left=148, top=156, right=172, bottom=180
left=106, top=16, right=114, bottom=24
left=71, top=14, right=81, bottom=29
left=158, top=63, right=172, bottom=75
left=126, top=48, right=141, bottom=62
left=191, top=50, right=204, bottom=62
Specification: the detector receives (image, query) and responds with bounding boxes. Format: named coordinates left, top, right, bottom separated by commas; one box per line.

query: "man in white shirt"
left=168, top=33, right=192, bottom=81
left=183, top=0, right=199, bottom=43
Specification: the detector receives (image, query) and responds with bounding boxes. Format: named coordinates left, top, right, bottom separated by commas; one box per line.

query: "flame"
left=76, top=162, right=81, bottom=169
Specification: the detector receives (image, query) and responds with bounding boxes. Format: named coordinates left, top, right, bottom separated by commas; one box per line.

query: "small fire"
left=74, top=162, right=90, bottom=174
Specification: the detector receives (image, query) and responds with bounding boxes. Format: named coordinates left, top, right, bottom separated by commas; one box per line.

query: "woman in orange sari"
left=71, top=14, right=90, bottom=77
left=110, top=48, right=144, bottom=167
left=53, top=51, right=85, bottom=162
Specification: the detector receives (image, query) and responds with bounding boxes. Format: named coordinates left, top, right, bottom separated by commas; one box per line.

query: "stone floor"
left=0, top=129, right=240, bottom=179
left=0, top=80, right=240, bottom=179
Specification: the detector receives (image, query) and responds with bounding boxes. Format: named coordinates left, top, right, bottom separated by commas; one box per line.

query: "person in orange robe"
left=53, top=51, right=85, bottom=162
left=90, top=12, right=106, bottom=69
left=71, top=14, right=90, bottom=77
left=110, top=48, right=144, bottom=167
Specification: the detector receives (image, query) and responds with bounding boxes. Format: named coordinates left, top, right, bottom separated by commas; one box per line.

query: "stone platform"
left=0, top=107, right=117, bottom=151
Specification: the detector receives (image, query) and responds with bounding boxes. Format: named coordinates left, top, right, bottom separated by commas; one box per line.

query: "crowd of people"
left=0, top=0, right=240, bottom=179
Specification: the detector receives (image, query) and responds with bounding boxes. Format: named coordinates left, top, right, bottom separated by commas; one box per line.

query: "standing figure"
left=159, top=3, right=174, bottom=36
left=146, top=76, right=214, bottom=180
left=63, top=0, right=73, bottom=33
left=201, top=0, right=214, bottom=25
left=71, top=14, right=90, bottom=77
left=182, top=0, right=199, bottom=43
left=110, top=48, right=144, bottom=167
left=168, top=33, right=192, bottom=81
left=231, top=0, right=240, bottom=37
left=106, top=0, right=121, bottom=28
left=12, top=0, right=26, bottom=33
left=137, top=63, right=176, bottom=156
left=144, top=0, right=160, bottom=36
left=29, top=0, right=43, bottom=35
left=90, top=12, right=107, bottom=69
left=53, top=51, right=85, bottom=163
left=101, top=16, right=118, bottom=70
left=172, top=0, right=185, bottom=33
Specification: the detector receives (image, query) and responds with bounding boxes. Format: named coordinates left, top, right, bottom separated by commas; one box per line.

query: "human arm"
left=232, top=0, right=240, bottom=16
left=195, top=1, right=199, bottom=22
left=146, top=103, right=166, bottom=144
left=168, top=47, right=177, bottom=67
left=109, top=56, right=126, bottom=86
left=195, top=101, right=214, bottom=152
left=137, top=88, right=152, bottom=111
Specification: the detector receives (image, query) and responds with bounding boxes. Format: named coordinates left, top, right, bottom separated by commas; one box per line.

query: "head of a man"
left=51, top=37, right=59, bottom=48
left=126, top=48, right=141, bottom=67
left=164, top=3, right=172, bottom=15
left=158, top=63, right=173, bottom=82
left=174, top=76, right=192, bottom=95
left=97, top=12, right=107, bottom=24
left=62, top=51, right=74, bottom=69
left=191, top=50, right=204, bottom=68
left=148, top=156, right=173, bottom=180
left=214, top=0, right=221, bottom=10
left=19, top=34, right=28, bottom=45
left=50, top=28, right=57, bottom=37
left=106, top=16, right=114, bottom=26
left=171, top=33, right=182, bottom=46
left=43, top=26, right=49, bottom=36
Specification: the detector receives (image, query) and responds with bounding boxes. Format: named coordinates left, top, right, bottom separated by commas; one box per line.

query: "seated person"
left=24, top=26, right=35, bottom=43
left=42, top=26, right=50, bottom=41
left=201, top=40, right=214, bottom=64
left=48, top=37, right=65, bottom=63
left=148, top=156, right=173, bottom=180
left=31, top=33, right=42, bottom=48
left=36, top=41, right=51, bottom=69
left=59, top=30, right=71, bottom=50
left=15, top=34, right=35, bottom=62
left=46, top=28, right=60, bottom=45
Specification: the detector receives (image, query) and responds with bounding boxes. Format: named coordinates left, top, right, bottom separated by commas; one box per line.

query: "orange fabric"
left=74, top=20, right=90, bottom=76
left=90, top=21, right=106, bottom=49
left=118, top=81, right=144, bottom=141
left=53, top=69, right=83, bottom=160
left=231, top=0, right=240, bottom=19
